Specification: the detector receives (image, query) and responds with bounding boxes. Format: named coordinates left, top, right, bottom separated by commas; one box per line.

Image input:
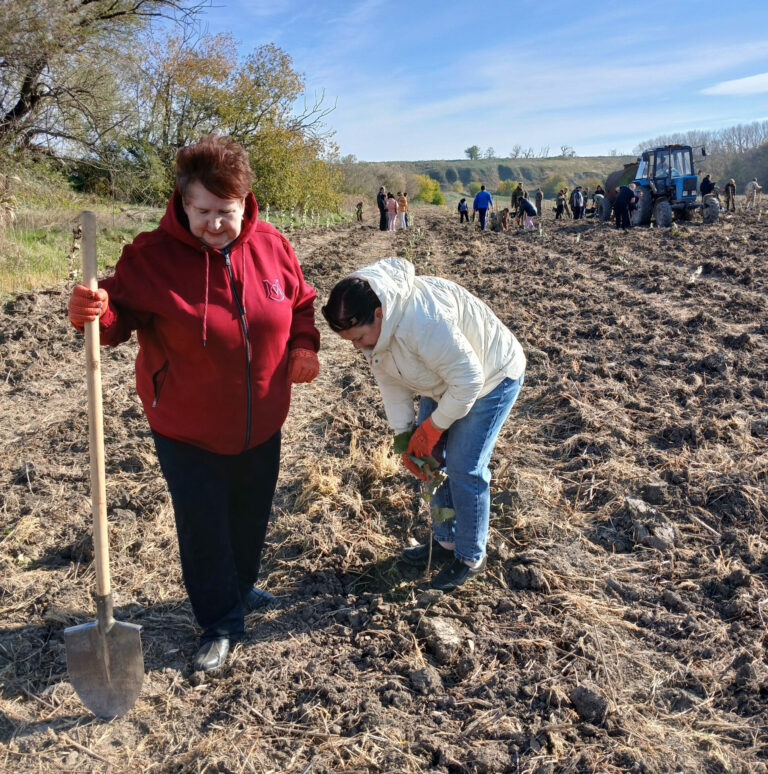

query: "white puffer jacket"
left=353, top=258, right=526, bottom=433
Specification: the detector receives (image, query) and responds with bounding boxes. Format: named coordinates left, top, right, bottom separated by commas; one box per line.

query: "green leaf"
left=431, top=506, right=455, bottom=524
left=393, top=430, right=414, bottom=454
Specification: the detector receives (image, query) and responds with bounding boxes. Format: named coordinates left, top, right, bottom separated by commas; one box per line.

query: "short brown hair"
left=175, top=134, right=254, bottom=200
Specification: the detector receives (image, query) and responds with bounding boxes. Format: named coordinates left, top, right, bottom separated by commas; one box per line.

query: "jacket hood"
left=159, top=188, right=260, bottom=251
left=157, top=188, right=260, bottom=346
left=352, top=257, right=415, bottom=353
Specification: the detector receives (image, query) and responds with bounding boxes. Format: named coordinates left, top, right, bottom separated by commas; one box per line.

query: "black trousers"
left=459, top=210, right=469, bottom=222
left=615, top=204, right=631, bottom=229
left=152, top=430, right=280, bottom=642
left=378, top=208, right=387, bottom=230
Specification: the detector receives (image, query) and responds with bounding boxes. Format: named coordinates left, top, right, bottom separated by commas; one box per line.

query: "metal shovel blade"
left=64, top=614, right=143, bottom=719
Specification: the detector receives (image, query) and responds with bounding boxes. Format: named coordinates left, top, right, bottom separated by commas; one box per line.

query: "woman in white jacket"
left=322, top=258, right=525, bottom=590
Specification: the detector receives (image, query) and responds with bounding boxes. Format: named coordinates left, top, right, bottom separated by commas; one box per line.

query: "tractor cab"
left=634, top=145, right=698, bottom=203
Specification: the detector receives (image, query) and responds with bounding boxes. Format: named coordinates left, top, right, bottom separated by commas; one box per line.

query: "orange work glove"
left=68, top=284, right=108, bottom=331
left=401, top=454, right=429, bottom=481
left=288, top=348, right=320, bottom=383
left=406, top=416, right=445, bottom=459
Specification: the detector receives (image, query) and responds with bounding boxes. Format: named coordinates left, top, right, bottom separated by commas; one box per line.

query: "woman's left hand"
left=289, top=348, right=320, bottom=383
left=406, top=416, right=444, bottom=459
left=401, top=453, right=429, bottom=481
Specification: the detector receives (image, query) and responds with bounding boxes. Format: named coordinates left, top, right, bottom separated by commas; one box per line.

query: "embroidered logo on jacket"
left=263, top=278, right=286, bottom=302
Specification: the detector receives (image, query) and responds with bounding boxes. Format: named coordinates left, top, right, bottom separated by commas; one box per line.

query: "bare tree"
left=484, top=146, right=495, bottom=159
left=538, top=145, right=550, bottom=158
left=509, top=144, right=522, bottom=158
left=0, top=0, right=208, bottom=150
left=632, top=121, right=768, bottom=156
left=522, top=147, right=535, bottom=158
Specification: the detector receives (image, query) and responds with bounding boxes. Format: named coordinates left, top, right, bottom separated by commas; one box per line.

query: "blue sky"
left=194, top=0, right=768, bottom=161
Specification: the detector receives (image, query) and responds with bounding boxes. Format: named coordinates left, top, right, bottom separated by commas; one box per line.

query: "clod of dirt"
left=641, top=481, right=668, bottom=505
left=467, top=742, right=512, bottom=774
left=409, top=665, right=443, bottom=695
left=570, top=682, right=609, bottom=724
left=662, top=589, right=690, bottom=613
left=624, top=496, right=679, bottom=551
left=507, top=563, right=549, bottom=590
left=700, top=351, right=729, bottom=374
left=415, top=589, right=443, bottom=608
left=418, top=616, right=469, bottom=664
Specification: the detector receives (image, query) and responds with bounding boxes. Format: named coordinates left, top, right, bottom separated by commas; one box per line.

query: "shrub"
left=414, top=174, right=444, bottom=205
left=468, top=182, right=482, bottom=196
left=542, top=174, right=567, bottom=198
left=496, top=180, right=521, bottom=196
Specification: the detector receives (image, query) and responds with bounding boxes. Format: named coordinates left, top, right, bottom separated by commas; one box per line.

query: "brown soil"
left=1, top=207, right=767, bottom=773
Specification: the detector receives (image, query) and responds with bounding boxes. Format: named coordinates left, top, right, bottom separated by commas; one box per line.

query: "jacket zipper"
left=224, top=253, right=252, bottom=452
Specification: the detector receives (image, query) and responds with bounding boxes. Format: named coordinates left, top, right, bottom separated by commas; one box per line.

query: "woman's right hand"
left=68, top=284, right=108, bottom=331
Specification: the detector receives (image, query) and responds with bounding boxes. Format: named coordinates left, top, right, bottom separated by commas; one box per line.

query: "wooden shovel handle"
left=81, top=211, right=111, bottom=597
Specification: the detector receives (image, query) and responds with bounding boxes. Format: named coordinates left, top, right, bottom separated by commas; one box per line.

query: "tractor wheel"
left=702, top=198, right=720, bottom=224
left=597, top=197, right=612, bottom=222
left=633, top=189, right=652, bottom=226
left=653, top=199, right=673, bottom=227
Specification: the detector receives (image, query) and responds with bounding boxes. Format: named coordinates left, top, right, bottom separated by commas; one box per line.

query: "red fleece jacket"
left=98, top=190, right=319, bottom=454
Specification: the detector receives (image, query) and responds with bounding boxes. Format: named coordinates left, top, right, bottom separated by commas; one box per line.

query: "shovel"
left=64, top=210, right=144, bottom=718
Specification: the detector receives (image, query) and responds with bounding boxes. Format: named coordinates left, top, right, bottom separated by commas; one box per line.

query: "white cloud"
left=702, top=72, right=768, bottom=96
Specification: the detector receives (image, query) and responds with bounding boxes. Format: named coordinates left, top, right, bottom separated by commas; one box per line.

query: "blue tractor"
left=599, top=144, right=718, bottom=226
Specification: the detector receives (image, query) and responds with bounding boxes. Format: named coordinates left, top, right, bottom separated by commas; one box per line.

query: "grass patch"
left=0, top=207, right=163, bottom=294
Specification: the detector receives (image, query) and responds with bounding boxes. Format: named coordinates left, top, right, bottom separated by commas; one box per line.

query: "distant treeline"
left=633, top=121, right=768, bottom=157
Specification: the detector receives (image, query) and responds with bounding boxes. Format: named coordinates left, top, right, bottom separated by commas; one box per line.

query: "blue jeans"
left=417, top=375, right=524, bottom=563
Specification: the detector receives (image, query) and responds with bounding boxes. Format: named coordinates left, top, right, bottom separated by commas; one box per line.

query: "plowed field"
left=1, top=206, right=766, bottom=773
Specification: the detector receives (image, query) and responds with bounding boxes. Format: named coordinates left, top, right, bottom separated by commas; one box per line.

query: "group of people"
left=376, top=187, right=409, bottom=231
left=457, top=184, right=542, bottom=232
left=68, top=134, right=525, bottom=673
left=554, top=185, right=605, bottom=220
left=702, top=175, right=763, bottom=213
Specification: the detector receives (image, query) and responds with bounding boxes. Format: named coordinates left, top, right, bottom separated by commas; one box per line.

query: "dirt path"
left=1, top=208, right=766, bottom=773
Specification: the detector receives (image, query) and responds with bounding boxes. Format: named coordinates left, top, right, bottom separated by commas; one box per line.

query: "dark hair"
left=321, top=277, right=381, bottom=332
left=175, top=134, right=254, bottom=200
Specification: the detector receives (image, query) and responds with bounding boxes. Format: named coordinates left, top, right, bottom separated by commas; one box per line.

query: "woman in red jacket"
left=68, top=135, right=320, bottom=672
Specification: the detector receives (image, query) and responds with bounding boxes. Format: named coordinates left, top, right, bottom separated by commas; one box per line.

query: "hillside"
left=391, top=156, right=635, bottom=189
left=339, top=155, right=638, bottom=204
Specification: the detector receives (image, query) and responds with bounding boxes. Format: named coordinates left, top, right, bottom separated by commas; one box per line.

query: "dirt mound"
left=1, top=209, right=766, bottom=772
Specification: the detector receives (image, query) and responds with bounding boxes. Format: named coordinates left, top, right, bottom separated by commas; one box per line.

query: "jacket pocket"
left=151, top=360, right=169, bottom=408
